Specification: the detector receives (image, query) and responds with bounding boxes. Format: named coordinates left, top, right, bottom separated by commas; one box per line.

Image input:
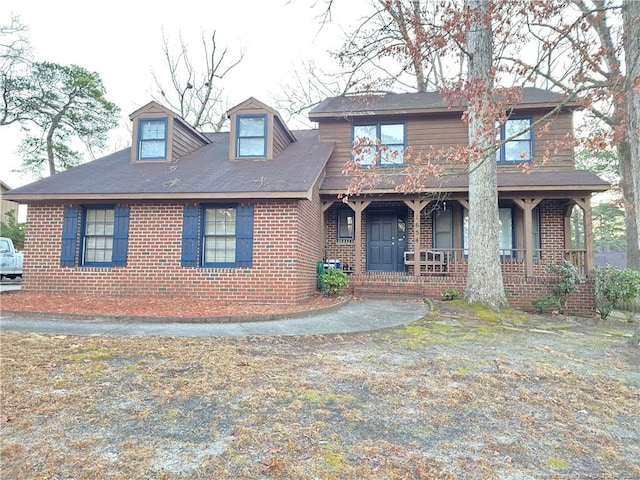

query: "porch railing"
left=402, top=248, right=588, bottom=276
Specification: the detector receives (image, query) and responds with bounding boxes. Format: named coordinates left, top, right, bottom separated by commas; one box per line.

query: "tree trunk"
left=618, top=141, right=640, bottom=269
left=464, top=0, right=507, bottom=308
left=623, top=0, right=640, bottom=271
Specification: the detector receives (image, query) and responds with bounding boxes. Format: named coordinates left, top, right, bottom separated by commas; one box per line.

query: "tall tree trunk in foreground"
left=464, top=0, right=507, bottom=308
left=623, top=0, right=640, bottom=269
left=618, top=141, right=640, bottom=269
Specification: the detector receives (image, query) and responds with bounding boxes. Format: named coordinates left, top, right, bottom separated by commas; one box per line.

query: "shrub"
left=318, top=267, right=349, bottom=297
left=593, top=266, right=640, bottom=319
left=440, top=289, right=461, bottom=300
left=532, top=260, right=583, bottom=314
left=532, top=295, right=562, bottom=313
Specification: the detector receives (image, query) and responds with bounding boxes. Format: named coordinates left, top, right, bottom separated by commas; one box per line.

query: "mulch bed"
left=0, top=290, right=346, bottom=320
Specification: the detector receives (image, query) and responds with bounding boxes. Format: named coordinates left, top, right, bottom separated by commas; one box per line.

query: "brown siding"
left=172, top=122, right=208, bottom=160
left=273, top=119, right=293, bottom=157
left=318, top=109, right=576, bottom=176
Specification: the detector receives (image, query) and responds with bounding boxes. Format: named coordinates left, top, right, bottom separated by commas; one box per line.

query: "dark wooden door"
left=367, top=211, right=406, bottom=271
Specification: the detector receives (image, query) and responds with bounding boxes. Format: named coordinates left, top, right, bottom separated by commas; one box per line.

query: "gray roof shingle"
left=319, top=169, right=609, bottom=193
left=6, top=130, right=334, bottom=201
left=309, top=87, right=578, bottom=119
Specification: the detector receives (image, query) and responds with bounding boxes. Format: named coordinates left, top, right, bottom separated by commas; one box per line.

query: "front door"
left=367, top=210, right=407, bottom=272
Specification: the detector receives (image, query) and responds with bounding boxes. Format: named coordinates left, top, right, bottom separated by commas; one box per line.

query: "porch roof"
left=319, top=169, right=610, bottom=196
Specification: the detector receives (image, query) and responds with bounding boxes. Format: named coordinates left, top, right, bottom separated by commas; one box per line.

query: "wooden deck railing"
left=401, top=248, right=588, bottom=276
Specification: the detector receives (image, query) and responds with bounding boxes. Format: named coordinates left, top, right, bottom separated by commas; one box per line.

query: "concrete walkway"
left=0, top=299, right=429, bottom=337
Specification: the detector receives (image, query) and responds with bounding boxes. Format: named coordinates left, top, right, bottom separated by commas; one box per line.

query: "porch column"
left=513, top=198, right=541, bottom=278
left=574, top=197, right=594, bottom=273
left=347, top=200, right=371, bottom=274
left=404, top=199, right=430, bottom=278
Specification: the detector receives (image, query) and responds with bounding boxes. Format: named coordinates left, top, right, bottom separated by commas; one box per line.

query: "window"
left=83, top=208, right=115, bottom=265
left=337, top=209, right=355, bottom=240
left=496, top=118, right=532, bottom=163
left=181, top=204, right=254, bottom=267
left=138, top=118, right=167, bottom=160
left=463, top=207, right=514, bottom=256
left=433, top=207, right=453, bottom=251
left=203, top=207, right=237, bottom=264
left=60, top=206, right=129, bottom=267
left=353, top=123, right=405, bottom=166
left=237, top=115, right=267, bottom=157
left=532, top=206, right=541, bottom=258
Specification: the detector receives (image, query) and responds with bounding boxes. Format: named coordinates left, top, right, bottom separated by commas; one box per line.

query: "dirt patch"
left=1, top=301, right=639, bottom=479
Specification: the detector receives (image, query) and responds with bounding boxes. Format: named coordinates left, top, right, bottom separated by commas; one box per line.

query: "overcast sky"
left=1, top=0, right=368, bottom=188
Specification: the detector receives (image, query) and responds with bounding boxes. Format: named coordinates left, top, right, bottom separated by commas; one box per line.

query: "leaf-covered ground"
left=1, top=300, right=639, bottom=479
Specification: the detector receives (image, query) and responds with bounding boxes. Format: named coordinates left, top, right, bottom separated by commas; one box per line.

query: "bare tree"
left=152, top=29, right=244, bottom=132
left=0, top=14, right=32, bottom=126
left=503, top=0, right=639, bottom=269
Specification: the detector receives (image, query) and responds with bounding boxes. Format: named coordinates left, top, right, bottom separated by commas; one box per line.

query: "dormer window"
left=138, top=118, right=167, bottom=160
left=237, top=114, right=267, bottom=157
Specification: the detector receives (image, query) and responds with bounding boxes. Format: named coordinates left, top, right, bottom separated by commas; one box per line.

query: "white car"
left=0, top=237, right=24, bottom=279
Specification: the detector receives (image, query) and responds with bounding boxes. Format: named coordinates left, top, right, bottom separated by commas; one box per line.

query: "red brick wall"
left=22, top=195, right=323, bottom=305
left=349, top=273, right=596, bottom=317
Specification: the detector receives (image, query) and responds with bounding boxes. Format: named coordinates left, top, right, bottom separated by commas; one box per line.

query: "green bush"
left=593, top=266, right=640, bottom=319
left=532, top=260, right=584, bottom=314
left=532, top=295, right=562, bottom=313
left=318, top=267, right=349, bottom=297
left=440, top=289, right=461, bottom=300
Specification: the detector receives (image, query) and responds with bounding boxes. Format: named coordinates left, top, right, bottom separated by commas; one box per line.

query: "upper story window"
left=138, top=118, right=167, bottom=160
left=237, top=114, right=267, bottom=157
left=496, top=118, right=533, bottom=163
left=353, top=123, right=405, bottom=166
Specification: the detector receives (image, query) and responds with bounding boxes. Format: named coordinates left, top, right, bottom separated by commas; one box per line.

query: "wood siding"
left=273, top=118, right=293, bottom=157
left=318, top=109, right=576, bottom=176
left=172, top=121, right=209, bottom=160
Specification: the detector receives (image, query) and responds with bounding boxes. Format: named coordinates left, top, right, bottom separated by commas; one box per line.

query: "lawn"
left=1, top=301, right=639, bottom=479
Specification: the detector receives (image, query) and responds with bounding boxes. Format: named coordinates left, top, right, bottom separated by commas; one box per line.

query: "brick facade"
left=23, top=194, right=323, bottom=305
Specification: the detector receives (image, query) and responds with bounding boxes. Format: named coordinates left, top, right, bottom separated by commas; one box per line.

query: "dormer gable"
left=129, top=101, right=210, bottom=164
left=227, top=97, right=296, bottom=161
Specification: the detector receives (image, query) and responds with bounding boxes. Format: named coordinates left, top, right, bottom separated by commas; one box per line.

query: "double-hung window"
left=353, top=123, right=405, bottom=166
left=237, top=115, right=267, bottom=157
left=203, top=207, right=237, bottom=264
left=181, top=204, right=254, bottom=268
left=60, top=206, right=130, bottom=267
left=463, top=208, right=515, bottom=257
left=138, top=118, right=167, bottom=160
left=83, top=208, right=115, bottom=265
left=496, top=118, right=533, bottom=163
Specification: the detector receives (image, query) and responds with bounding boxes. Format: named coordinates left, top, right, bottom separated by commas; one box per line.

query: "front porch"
left=321, top=195, right=597, bottom=315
